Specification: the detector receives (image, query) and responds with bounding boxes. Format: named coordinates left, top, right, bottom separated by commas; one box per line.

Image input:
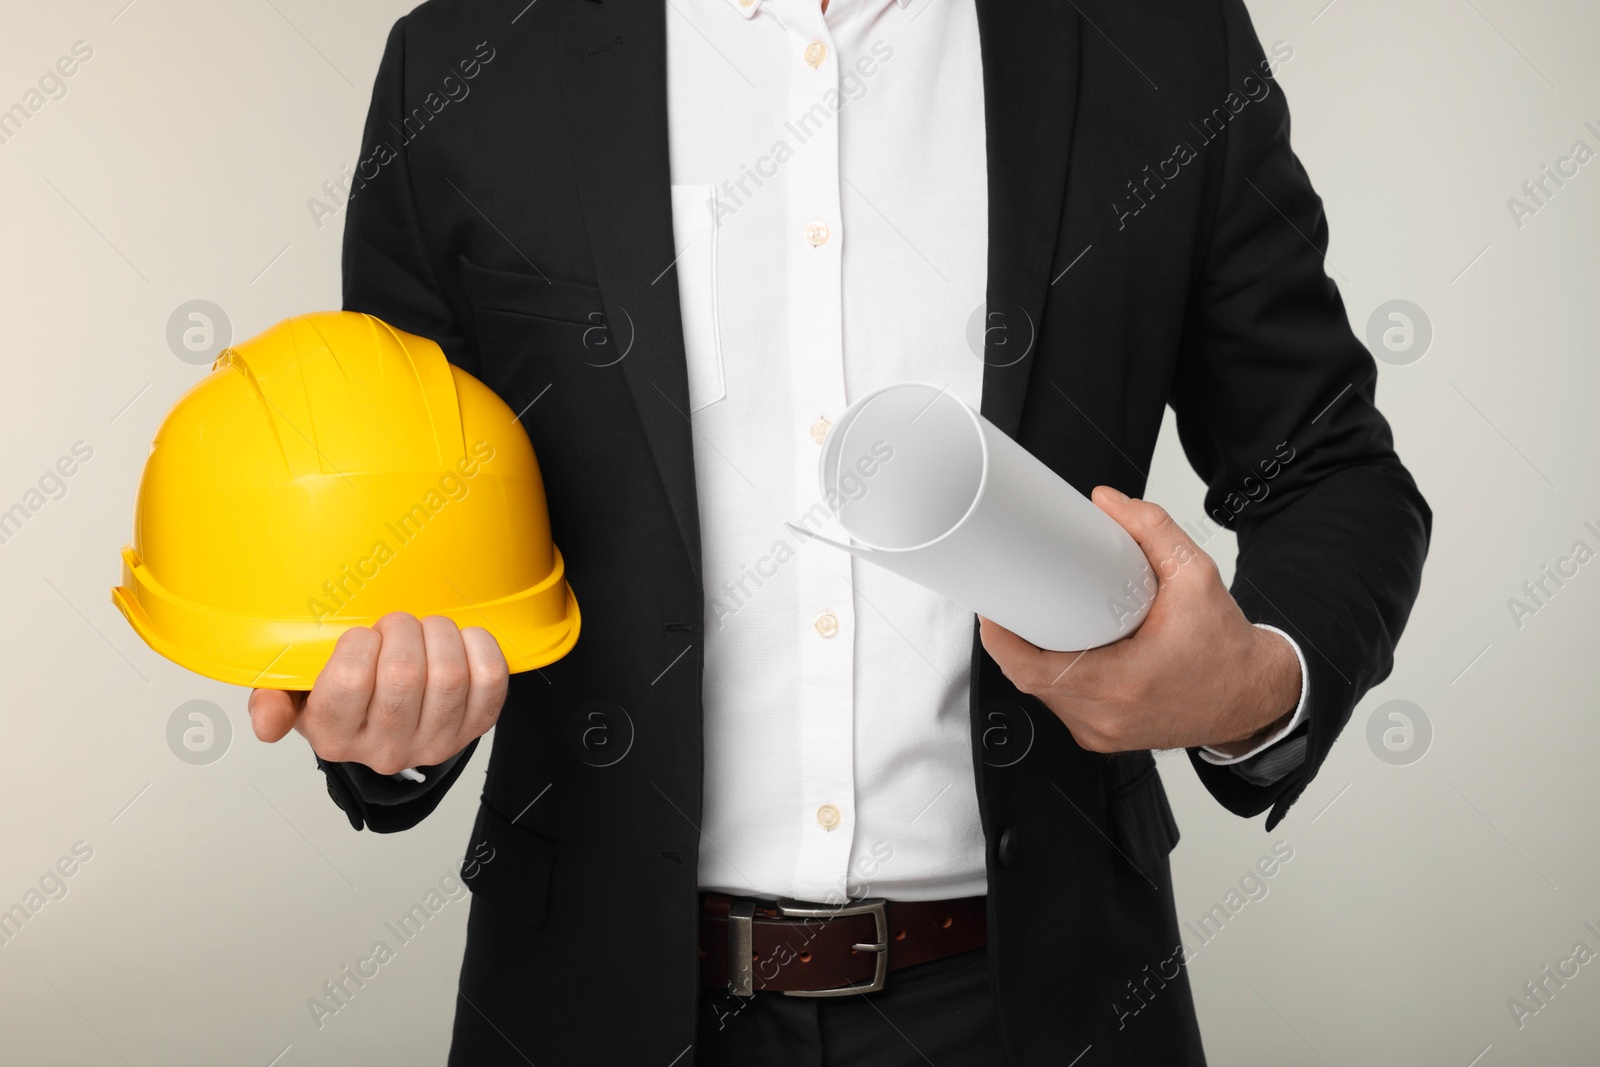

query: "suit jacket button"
left=998, top=826, right=1018, bottom=868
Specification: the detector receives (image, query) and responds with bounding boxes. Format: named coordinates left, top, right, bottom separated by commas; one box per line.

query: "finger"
left=977, top=616, right=1042, bottom=676
left=414, top=616, right=471, bottom=764
left=456, top=626, right=510, bottom=749
left=979, top=617, right=1076, bottom=693
left=248, top=689, right=305, bottom=743
left=301, top=627, right=382, bottom=758
left=978, top=633, right=1104, bottom=728
left=1090, top=486, right=1212, bottom=587
left=980, top=616, right=1115, bottom=707
left=366, top=612, right=427, bottom=744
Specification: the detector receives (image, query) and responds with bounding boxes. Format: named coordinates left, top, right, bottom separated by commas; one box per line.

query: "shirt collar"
left=723, top=0, right=912, bottom=21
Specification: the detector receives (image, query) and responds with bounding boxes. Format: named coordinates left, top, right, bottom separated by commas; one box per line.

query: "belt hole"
left=799, top=951, right=811, bottom=963
left=941, top=917, right=953, bottom=929
left=752, top=951, right=760, bottom=961
left=894, top=929, right=907, bottom=941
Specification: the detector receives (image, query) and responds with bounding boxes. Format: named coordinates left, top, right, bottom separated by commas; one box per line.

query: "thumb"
left=248, top=689, right=306, bottom=743
left=1090, top=486, right=1207, bottom=585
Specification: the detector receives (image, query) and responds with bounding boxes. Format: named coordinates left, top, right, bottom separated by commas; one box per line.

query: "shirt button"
left=809, top=416, right=831, bottom=443
left=816, top=804, right=841, bottom=830
left=804, top=221, right=829, bottom=247
left=804, top=41, right=827, bottom=68
left=813, top=611, right=840, bottom=637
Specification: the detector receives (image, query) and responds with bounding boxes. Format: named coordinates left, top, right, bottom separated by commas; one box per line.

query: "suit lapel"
left=557, top=0, right=703, bottom=582
left=974, top=0, right=1082, bottom=440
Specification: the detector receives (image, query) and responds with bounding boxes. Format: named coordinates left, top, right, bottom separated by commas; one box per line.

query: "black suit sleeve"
left=317, top=15, right=484, bottom=833
left=1169, top=0, right=1431, bottom=829
left=317, top=740, right=480, bottom=833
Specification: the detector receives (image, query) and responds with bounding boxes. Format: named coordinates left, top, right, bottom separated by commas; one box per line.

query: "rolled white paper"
left=790, top=382, right=1154, bottom=652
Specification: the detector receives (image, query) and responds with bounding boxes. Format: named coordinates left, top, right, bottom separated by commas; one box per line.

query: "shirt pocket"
left=668, top=183, right=725, bottom=413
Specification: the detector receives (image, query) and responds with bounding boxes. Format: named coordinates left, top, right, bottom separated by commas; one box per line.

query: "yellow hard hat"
left=112, top=311, right=580, bottom=689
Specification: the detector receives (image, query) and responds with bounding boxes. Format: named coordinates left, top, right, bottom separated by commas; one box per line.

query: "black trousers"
left=694, top=947, right=1005, bottom=1066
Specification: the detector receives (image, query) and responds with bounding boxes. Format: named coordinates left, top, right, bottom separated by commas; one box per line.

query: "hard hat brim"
left=112, top=545, right=580, bottom=690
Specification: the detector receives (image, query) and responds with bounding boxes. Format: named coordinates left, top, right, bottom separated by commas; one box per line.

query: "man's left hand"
left=978, top=486, right=1301, bottom=757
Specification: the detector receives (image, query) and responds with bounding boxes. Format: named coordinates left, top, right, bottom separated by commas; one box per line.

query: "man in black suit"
left=249, top=0, right=1429, bottom=1063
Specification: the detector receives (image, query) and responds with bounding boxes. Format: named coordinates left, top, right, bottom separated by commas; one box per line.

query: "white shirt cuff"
left=1197, top=623, right=1309, bottom=766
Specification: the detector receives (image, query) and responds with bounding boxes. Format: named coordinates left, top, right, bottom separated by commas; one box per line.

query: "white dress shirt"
left=665, top=0, right=1307, bottom=904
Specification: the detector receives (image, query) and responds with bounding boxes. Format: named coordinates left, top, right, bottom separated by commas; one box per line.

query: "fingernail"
left=1099, top=486, right=1129, bottom=504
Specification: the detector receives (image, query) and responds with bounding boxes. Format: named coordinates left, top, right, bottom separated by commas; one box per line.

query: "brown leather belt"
left=699, top=892, right=986, bottom=997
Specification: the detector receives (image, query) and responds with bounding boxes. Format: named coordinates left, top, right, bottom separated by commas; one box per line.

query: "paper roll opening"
left=810, top=380, right=1154, bottom=650
left=825, top=383, right=985, bottom=551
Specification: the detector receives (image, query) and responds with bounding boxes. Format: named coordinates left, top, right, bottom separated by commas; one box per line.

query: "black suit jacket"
left=318, top=0, right=1430, bottom=1062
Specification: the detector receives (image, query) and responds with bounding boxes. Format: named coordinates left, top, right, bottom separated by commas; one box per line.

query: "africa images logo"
left=305, top=441, right=497, bottom=625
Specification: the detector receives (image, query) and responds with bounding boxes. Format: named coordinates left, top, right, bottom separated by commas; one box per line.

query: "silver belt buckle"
left=778, top=897, right=890, bottom=998
left=725, top=897, right=891, bottom=998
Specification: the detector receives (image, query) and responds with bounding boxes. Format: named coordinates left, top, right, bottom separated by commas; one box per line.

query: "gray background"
left=1, top=0, right=1596, bottom=1063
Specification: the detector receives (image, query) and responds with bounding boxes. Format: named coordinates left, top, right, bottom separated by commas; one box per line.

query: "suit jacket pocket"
left=458, top=256, right=605, bottom=325
left=457, top=256, right=620, bottom=405
left=1105, top=754, right=1180, bottom=886
left=459, top=799, right=558, bottom=928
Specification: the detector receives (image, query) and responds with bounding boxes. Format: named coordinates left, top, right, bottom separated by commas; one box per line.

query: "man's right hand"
left=248, top=612, right=510, bottom=775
